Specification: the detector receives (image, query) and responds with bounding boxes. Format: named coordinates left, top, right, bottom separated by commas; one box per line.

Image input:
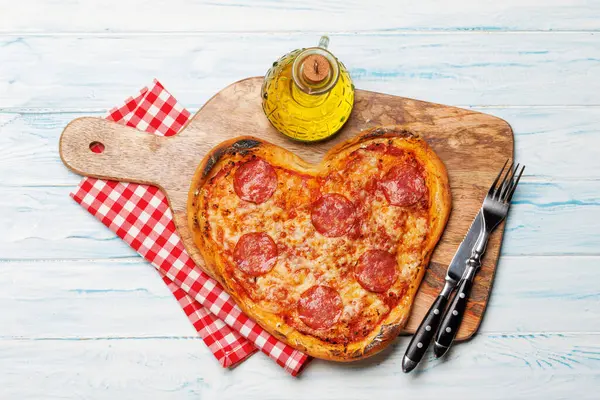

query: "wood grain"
left=59, top=77, right=513, bottom=344
left=5, top=181, right=600, bottom=259
left=0, top=260, right=198, bottom=338
left=2, top=0, right=599, bottom=33
left=2, top=33, right=599, bottom=111
left=2, top=333, right=599, bottom=400
left=5, top=105, right=600, bottom=185
left=2, top=257, right=599, bottom=339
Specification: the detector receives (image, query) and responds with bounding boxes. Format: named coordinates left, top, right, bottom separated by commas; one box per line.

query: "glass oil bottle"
left=261, top=36, right=355, bottom=142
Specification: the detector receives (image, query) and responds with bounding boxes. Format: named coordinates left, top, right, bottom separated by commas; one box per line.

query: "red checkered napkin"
left=71, top=80, right=309, bottom=375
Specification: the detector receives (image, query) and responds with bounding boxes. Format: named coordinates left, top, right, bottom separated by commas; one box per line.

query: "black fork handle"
left=434, top=275, right=474, bottom=357
left=434, top=247, right=483, bottom=357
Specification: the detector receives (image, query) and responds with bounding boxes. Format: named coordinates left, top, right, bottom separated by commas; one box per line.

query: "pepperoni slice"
left=355, top=250, right=397, bottom=293
left=311, top=193, right=356, bottom=237
left=233, top=158, right=278, bottom=204
left=297, top=285, right=343, bottom=330
left=380, top=163, right=427, bottom=207
left=233, top=232, right=278, bottom=276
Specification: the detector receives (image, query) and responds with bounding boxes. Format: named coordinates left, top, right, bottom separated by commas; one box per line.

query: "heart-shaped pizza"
left=188, top=127, right=451, bottom=361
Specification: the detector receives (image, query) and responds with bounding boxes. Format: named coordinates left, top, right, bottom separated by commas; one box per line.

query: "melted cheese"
left=201, top=142, right=431, bottom=342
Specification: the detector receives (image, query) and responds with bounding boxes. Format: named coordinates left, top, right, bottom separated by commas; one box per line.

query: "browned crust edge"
left=186, top=126, right=452, bottom=361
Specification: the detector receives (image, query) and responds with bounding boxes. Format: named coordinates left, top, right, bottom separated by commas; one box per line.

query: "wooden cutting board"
left=60, top=77, right=513, bottom=342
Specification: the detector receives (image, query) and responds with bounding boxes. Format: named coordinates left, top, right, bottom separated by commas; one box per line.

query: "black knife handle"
left=402, top=294, right=449, bottom=373
left=434, top=277, right=474, bottom=358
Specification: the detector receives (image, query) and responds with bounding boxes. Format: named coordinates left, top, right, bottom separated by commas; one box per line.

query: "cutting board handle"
left=59, top=117, right=175, bottom=187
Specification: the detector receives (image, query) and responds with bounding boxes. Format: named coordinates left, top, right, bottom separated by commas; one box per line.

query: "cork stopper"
left=302, top=54, right=330, bottom=83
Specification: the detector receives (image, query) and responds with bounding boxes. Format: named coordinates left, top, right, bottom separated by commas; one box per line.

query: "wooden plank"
left=2, top=106, right=598, bottom=187
left=0, top=185, right=137, bottom=259
left=1, top=257, right=598, bottom=339
left=1, top=33, right=599, bottom=109
left=1, top=0, right=599, bottom=33
left=482, top=256, right=600, bottom=332
left=0, top=112, right=97, bottom=187
left=1, top=178, right=597, bottom=259
left=0, top=260, right=198, bottom=338
left=1, top=333, right=599, bottom=399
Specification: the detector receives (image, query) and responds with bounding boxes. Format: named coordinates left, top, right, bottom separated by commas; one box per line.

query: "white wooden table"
left=1, top=1, right=599, bottom=398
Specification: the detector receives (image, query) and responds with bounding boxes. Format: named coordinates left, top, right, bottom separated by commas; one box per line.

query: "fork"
left=433, top=160, right=525, bottom=358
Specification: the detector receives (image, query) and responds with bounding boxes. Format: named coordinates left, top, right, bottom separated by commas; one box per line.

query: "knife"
left=401, top=212, right=483, bottom=373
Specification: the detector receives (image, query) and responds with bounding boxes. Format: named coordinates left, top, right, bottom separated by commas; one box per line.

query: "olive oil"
left=261, top=36, right=354, bottom=142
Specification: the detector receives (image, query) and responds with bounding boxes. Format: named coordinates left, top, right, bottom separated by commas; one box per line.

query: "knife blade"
left=401, top=211, right=483, bottom=373
left=445, top=211, right=483, bottom=284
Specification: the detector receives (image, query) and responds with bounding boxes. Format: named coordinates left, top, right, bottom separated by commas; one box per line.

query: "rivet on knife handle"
left=402, top=282, right=452, bottom=373
left=433, top=276, right=474, bottom=358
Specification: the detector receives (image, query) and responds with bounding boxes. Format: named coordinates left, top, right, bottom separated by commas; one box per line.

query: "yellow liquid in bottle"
left=261, top=48, right=354, bottom=142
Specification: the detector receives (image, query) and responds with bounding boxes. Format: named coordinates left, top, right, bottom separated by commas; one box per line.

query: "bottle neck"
left=291, top=47, right=340, bottom=95
left=291, top=82, right=329, bottom=107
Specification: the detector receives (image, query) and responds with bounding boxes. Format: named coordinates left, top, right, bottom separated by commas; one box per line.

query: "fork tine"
left=507, top=165, right=525, bottom=202
left=488, top=159, right=509, bottom=197
left=494, top=161, right=514, bottom=200
left=500, top=163, right=519, bottom=201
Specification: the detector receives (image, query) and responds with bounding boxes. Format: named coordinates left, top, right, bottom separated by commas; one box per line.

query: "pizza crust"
left=187, top=127, right=451, bottom=362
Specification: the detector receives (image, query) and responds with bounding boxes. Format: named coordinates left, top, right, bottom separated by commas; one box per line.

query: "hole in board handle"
left=90, top=141, right=105, bottom=153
